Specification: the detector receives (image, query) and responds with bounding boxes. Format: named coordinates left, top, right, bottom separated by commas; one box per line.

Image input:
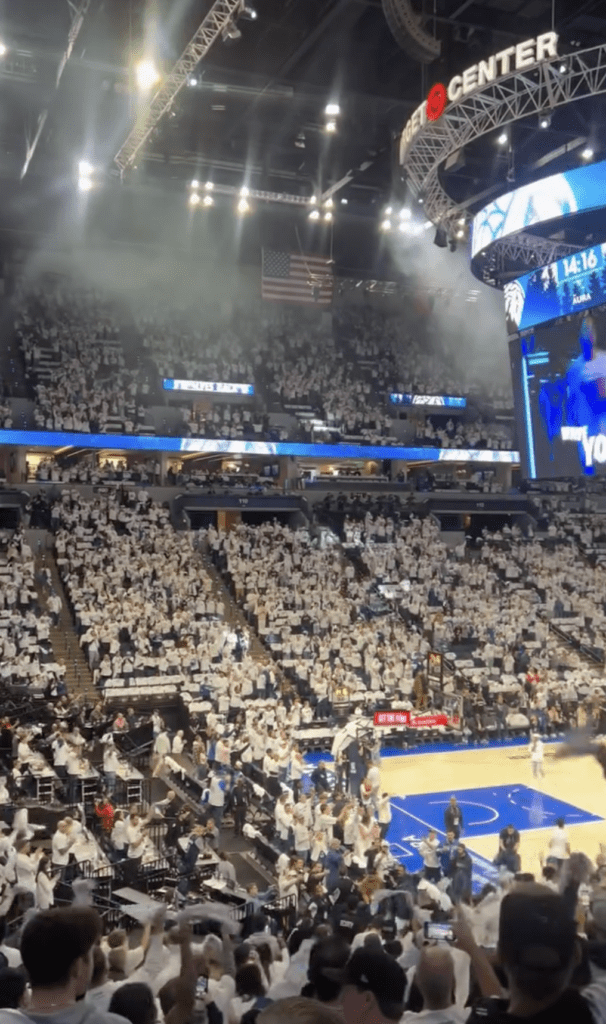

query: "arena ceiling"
left=1, top=0, right=606, bottom=233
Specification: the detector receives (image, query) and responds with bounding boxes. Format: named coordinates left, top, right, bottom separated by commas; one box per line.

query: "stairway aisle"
left=197, top=546, right=283, bottom=674
left=34, top=546, right=97, bottom=700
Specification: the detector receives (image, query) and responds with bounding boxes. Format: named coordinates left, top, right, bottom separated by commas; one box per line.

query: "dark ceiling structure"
left=0, top=0, right=606, bottom=266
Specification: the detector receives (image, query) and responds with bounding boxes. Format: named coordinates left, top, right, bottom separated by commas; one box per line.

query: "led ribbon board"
left=472, top=158, right=606, bottom=260
left=163, top=379, right=255, bottom=395
left=0, top=429, right=519, bottom=463
left=505, top=243, right=606, bottom=335
left=390, top=393, right=467, bottom=408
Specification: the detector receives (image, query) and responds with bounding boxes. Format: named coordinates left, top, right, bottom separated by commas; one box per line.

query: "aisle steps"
left=34, top=546, right=96, bottom=699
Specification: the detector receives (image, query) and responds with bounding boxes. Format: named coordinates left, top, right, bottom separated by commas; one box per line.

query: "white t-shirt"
left=548, top=827, right=569, bottom=859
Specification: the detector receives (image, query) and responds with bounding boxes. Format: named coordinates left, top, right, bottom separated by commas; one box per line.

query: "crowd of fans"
left=415, top=417, right=513, bottom=452
left=0, top=494, right=604, bottom=1024
left=1, top=705, right=606, bottom=1024
left=0, top=529, right=65, bottom=694
left=6, top=278, right=606, bottom=1024
left=29, top=457, right=161, bottom=486
left=3, top=278, right=515, bottom=451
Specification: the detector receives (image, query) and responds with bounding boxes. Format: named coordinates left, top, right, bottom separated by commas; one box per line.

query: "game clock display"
left=505, top=243, right=606, bottom=335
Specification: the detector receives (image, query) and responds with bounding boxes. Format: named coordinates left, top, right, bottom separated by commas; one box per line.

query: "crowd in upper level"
left=1, top=277, right=514, bottom=451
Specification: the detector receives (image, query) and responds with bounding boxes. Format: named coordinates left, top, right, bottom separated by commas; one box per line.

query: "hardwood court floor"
left=381, top=741, right=606, bottom=879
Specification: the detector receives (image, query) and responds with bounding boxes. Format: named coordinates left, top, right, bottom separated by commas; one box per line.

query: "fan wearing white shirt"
left=172, top=730, right=185, bottom=755
left=51, top=820, right=75, bottom=868
left=15, top=838, right=43, bottom=896
left=547, top=817, right=570, bottom=869
left=529, top=734, right=544, bottom=778
left=35, top=856, right=60, bottom=910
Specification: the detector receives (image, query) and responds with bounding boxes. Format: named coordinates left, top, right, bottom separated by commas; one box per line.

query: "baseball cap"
left=324, top=948, right=405, bottom=1009
left=499, top=888, right=577, bottom=971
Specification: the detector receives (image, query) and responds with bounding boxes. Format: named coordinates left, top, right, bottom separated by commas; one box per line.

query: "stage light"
left=237, top=197, right=250, bottom=213
left=310, top=195, right=317, bottom=205
left=78, top=177, right=93, bottom=193
left=203, top=195, right=214, bottom=207
left=539, top=113, right=551, bottom=128
left=341, top=198, right=348, bottom=205
left=0, top=43, right=6, bottom=57
left=457, top=217, right=465, bottom=226
left=418, top=197, right=424, bottom=204
left=240, top=186, right=250, bottom=197
left=456, top=229, right=465, bottom=239
left=325, top=103, right=340, bottom=116
left=581, top=147, right=594, bottom=160
left=559, top=63, right=567, bottom=73
left=385, top=206, right=393, bottom=216
left=497, top=131, right=508, bottom=145
left=204, top=181, right=214, bottom=191
left=135, top=59, right=160, bottom=91
left=400, top=207, right=411, bottom=219
left=324, top=211, right=333, bottom=222
left=240, top=4, right=257, bottom=19
left=325, top=120, right=337, bottom=133
left=191, top=179, right=199, bottom=189
left=309, top=209, right=320, bottom=221
left=78, top=160, right=93, bottom=177
left=189, top=192, right=200, bottom=206
left=188, top=77, right=198, bottom=87
left=324, top=197, right=334, bottom=209
left=424, top=221, right=433, bottom=229
left=380, top=219, right=392, bottom=232
left=222, top=22, right=242, bottom=42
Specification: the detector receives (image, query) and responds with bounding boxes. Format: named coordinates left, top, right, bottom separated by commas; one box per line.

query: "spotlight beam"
left=114, top=0, right=244, bottom=174
left=21, top=0, right=94, bottom=179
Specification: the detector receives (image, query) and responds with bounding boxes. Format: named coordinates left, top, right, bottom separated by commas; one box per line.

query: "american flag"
left=261, top=249, right=333, bottom=305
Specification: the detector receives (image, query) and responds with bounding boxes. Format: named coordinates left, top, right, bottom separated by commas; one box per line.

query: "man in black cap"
left=325, top=947, right=406, bottom=1024
left=468, top=882, right=606, bottom=1023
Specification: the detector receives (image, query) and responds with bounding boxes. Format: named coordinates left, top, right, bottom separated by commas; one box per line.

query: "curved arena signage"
left=400, top=31, right=558, bottom=156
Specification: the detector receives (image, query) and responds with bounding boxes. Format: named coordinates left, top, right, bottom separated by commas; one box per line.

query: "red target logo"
left=427, top=83, right=447, bottom=122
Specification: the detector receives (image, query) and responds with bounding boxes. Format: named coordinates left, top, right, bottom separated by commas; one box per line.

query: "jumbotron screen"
left=511, top=311, right=606, bottom=479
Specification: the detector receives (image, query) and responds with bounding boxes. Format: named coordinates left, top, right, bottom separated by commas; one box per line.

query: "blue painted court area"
left=386, top=785, right=603, bottom=890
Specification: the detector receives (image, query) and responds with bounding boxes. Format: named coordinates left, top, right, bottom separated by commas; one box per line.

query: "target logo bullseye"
left=427, top=83, right=447, bottom=121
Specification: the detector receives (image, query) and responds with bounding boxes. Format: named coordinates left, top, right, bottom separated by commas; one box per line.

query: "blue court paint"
left=387, top=798, right=500, bottom=891
left=302, top=749, right=604, bottom=894
left=385, top=785, right=603, bottom=890
left=394, top=785, right=602, bottom=840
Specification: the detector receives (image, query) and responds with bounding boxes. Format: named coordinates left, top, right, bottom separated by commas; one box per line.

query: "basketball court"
left=381, top=742, right=606, bottom=887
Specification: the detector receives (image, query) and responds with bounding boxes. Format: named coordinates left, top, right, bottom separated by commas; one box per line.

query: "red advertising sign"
left=374, top=712, right=457, bottom=728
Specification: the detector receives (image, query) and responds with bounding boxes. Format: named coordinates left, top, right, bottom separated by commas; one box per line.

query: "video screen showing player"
left=511, top=311, right=606, bottom=479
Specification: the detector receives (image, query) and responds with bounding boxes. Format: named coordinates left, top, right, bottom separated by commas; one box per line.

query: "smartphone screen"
left=423, top=921, right=454, bottom=943
left=195, top=975, right=209, bottom=998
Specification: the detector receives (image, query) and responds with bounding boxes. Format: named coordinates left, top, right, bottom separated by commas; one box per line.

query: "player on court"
left=529, top=733, right=544, bottom=778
